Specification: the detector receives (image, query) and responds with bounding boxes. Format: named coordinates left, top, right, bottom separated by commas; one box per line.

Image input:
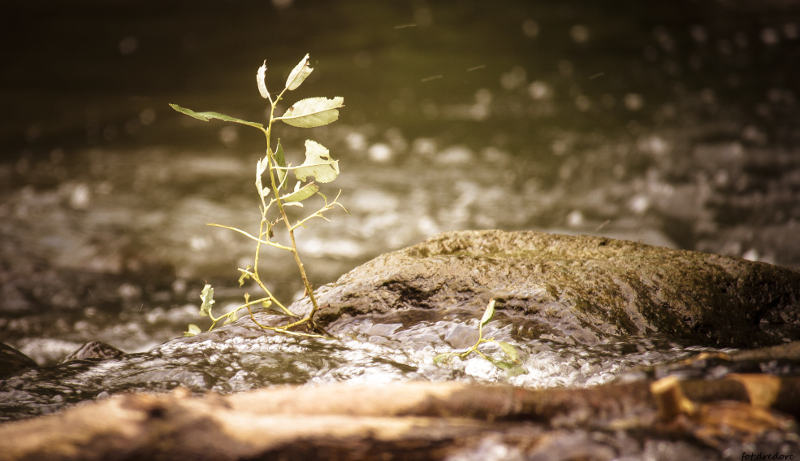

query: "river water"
left=2, top=0, right=800, bottom=422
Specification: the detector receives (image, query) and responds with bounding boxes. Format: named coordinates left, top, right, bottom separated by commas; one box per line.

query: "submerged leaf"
left=184, top=324, right=202, bottom=337
left=480, top=299, right=496, bottom=328
left=278, top=97, right=344, bottom=128
left=257, top=60, right=269, bottom=99
left=169, top=104, right=264, bottom=129
left=294, top=140, right=339, bottom=183
left=281, top=182, right=319, bottom=202
left=199, top=284, right=215, bottom=317
left=494, top=341, right=521, bottom=364
left=285, top=53, right=313, bottom=91
left=485, top=357, right=526, bottom=376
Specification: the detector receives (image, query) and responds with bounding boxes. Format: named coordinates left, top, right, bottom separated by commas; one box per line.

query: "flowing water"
left=1, top=320, right=715, bottom=422
left=2, top=0, right=800, bottom=422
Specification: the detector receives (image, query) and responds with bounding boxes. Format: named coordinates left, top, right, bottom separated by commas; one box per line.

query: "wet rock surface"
left=0, top=344, right=38, bottom=378
left=57, top=341, right=126, bottom=364
left=283, top=230, right=800, bottom=348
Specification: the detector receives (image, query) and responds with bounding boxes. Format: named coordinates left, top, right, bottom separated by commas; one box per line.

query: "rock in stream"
left=2, top=230, right=800, bottom=459
left=287, top=230, right=800, bottom=348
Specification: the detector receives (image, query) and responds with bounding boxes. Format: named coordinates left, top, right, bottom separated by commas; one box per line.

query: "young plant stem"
left=174, top=55, right=344, bottom=339
left=207, top=296, right=272, bottom=330
left=252, top=215, right=290, bottom=314
left=261, top=88, right=324, bottom=333
left=207, top=222, right=292, bottom=251
left=244, top=301, right=326, bottom=339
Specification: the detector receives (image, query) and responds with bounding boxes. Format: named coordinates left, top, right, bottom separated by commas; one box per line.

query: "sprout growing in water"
left=434, top=300, right=523, bottom=374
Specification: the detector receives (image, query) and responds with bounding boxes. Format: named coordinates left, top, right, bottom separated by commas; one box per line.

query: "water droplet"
left=522, top=19, right=539, bottom=38
left=119, top=36, right=138, bottom=55
left=570, top=24, right=589, bottom=43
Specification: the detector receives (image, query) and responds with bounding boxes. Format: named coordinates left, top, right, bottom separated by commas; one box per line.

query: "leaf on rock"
left=199, top=284, right=215, bottom=317
left=169, top=104, right=264, bottom=129
left=184, top=324, right=201, bottom=337
left=285, top=53, right=313, bottom=91
left=278, top=97, right=344, bottom=128
left=294, top=140, right=339, bottom=183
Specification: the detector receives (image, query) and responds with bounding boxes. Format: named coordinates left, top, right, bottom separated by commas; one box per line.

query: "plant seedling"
left=170, top=54, right=346, bottom=338
left=433, top=299, right=523, bottom=374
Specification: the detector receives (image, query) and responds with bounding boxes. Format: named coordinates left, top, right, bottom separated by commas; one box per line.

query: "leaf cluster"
left=172, top=54, right=346, bottom=339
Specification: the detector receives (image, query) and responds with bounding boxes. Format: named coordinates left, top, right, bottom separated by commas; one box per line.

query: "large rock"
left=283, top=230, right=800, bottom=348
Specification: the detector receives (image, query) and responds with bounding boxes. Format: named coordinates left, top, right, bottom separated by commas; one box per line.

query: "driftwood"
left=1, top=376, right=797, bottom=461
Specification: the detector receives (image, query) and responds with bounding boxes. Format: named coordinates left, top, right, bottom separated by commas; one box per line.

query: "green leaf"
left=294, top=140, right=339, bottom=183
left=274, top=139, right=287, bottom=189
left=480, top=299, right=496, bottom=328
left=184, top=324, right=201, bottom=337
left=255, top=156, right=270, bottom=198
left=433, top=354, right=451, bottom=365
left=257, top=60, right=269, bottom=99
left=222, top=310, right=238, bottom=326
left=285, top=53, right=313, bottom=91
left=494, top=341, right=520, bottom=364
left=199, top=284, right=215, bottom=317
left=281, top=182, right=319, bottom=203
left=485, top=357, right=526, bottom=376
left=169, top=104, right=264, bottom=129
left=278, top=97, right=344, bottom=128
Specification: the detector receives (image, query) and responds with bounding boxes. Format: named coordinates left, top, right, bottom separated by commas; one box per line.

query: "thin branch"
left=289, top=193, right=346, bottom=231
left=207, top=223, right=293, bottom=251
left=237, top=268, right=295, bottom=317
left=245, top=304, right=326, bottom=339
left=290, top=205, right=334, bottom=231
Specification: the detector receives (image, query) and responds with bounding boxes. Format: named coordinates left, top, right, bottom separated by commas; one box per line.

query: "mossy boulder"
left=286, top=230, right=800, bottom=348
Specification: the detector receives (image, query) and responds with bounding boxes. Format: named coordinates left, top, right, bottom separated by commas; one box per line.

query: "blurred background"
left=3, top=0, right=800, bottom=364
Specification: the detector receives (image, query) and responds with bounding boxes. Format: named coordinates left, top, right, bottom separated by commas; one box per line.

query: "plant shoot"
left=170, top=54, right=346, bottom=338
